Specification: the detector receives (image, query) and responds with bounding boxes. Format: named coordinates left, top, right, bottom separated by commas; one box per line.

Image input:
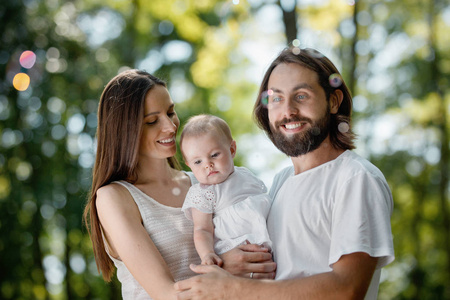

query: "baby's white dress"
left=182, top=166, right=272, bottom=254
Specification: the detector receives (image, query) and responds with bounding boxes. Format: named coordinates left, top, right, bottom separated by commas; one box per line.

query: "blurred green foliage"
left=0, top=0, right=449, bottom=299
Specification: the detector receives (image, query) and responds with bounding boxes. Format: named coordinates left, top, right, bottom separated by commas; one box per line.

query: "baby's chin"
left=199, top=176, right=228, bottom=186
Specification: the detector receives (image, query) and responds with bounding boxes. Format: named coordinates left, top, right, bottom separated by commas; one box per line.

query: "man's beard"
left=269, top=107, right=331, bottom=157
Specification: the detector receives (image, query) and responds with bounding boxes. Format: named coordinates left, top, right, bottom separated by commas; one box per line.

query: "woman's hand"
left=220, top=243, right=276, bottom=279
left=175, top=264, right=238, bottom=300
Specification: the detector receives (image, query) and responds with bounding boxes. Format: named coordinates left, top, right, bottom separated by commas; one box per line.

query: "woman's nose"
left=161, top=116, right=177, bottom=132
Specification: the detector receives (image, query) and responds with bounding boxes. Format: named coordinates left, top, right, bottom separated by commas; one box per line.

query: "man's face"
left=266, top=63, right=331, bottom=157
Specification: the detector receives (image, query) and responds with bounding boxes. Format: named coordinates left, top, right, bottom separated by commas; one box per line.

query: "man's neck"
left=290, top=137, right=345, bottom=175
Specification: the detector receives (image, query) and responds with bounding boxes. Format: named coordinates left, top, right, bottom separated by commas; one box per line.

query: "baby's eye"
left=194, top=160, right=201, bottom=165
left=211, top=152, right=220, bottom=158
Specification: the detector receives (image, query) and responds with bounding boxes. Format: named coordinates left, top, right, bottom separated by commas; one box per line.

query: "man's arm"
left=175, top=252, right=378, bottom=300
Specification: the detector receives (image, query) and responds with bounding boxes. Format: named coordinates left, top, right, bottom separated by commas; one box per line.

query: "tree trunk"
left=429, top=0, right=450, bottom=294
left=277, top=0, right=298, bottom=44
left=348, top=0, right=360, bottom=95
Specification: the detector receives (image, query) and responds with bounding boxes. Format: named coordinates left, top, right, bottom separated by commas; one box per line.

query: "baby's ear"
left=182, top=155, right=190, bottom=167
left=230, top=140, right=237, bottom=158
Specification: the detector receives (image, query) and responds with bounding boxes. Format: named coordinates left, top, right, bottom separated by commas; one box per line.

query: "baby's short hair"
left=180, top=114, right=233, bottom=155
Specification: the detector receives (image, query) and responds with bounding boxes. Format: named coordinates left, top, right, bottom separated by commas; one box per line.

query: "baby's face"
left=182, top=133, right=236, bottom=185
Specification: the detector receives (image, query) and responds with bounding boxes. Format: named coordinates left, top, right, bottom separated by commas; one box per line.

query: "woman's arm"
left=96, top=184, right=178, bottom=300
left=191, top=209, right=223, bottom=266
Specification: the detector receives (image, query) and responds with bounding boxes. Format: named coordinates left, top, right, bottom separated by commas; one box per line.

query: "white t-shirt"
left=268, top=150, right=394, bottom=300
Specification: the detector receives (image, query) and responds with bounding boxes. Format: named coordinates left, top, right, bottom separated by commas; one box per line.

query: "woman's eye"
left=168, top=111, right=176, bottom=117
left=146, top=120, right=157, bottom=125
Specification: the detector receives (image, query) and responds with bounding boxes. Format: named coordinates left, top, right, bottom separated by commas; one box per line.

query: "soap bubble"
left=260, top=89, right=273, bottom=107
left=329, top=73, right=343, bottom=88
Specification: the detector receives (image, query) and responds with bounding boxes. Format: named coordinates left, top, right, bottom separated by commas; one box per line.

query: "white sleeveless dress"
left=105, top=172, right=201, bottom=300
left=182, top=166, right=272, bottom=255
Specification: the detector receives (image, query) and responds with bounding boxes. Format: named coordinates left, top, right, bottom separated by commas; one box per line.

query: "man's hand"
left=220, top=243, right=276, bottom=279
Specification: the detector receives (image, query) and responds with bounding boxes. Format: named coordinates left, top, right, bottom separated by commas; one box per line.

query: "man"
left=175, top=47, right=394, bottom=299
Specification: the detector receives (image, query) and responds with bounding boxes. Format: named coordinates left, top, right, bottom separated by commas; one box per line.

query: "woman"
left=83, top=70, right=275, bottom=300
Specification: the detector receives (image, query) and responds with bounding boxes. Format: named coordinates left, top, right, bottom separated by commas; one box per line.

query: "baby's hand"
left=201, top=253, right=223, bottom=267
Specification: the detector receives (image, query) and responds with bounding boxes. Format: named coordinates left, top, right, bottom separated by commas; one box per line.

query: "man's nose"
left=283, top=99, right=299, bottom=117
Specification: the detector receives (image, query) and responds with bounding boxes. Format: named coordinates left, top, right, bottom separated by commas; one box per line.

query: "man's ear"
left=330, top=89, right=344, bottom=114
left=230, top=140, right=237, bottom=158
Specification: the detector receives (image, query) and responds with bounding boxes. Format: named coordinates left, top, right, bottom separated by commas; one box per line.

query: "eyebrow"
left=270, top=83, right=314, bottom=94
left=144, top=103, right=174, bottom=118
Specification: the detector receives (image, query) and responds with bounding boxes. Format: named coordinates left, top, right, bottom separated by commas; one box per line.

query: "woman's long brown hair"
left=83, top=69, right=180, bottom=281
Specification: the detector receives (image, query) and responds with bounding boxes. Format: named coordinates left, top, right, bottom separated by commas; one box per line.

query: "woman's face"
left=139, top=85, right=180, bottom=160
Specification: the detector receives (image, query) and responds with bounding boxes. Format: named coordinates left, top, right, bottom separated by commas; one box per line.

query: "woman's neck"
left=133, top=156, right=191, bottom=208
left=135, top=157, right=176, bottom=185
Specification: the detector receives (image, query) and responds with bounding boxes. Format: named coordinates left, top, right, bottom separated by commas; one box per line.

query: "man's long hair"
left=253, top=47, right=356, bottom=151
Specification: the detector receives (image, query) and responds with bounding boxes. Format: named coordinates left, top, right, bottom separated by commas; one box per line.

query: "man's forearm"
left=223, top=252, right=377, bottom=300
left=229, top=272, right=367, bottom=300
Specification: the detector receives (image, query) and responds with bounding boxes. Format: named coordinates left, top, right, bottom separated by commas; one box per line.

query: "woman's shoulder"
left=96, top=182, right=134, bottom=210
left=97, top=181, right=127, bottom=197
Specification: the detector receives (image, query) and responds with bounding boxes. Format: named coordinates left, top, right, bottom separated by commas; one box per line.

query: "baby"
left=180, top=114, right=272, bottom=266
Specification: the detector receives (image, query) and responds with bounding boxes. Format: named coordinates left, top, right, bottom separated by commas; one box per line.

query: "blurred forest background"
left=1, top=0, right=449, bottom=299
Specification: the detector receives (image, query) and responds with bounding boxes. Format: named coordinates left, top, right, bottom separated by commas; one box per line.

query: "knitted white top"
left=106, top=173, right=200, bottom=300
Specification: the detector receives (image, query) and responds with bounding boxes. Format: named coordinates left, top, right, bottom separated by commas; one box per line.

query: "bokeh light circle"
left=338, top=122, right=350, bottom=133
left=292, top=47, right=301, bottom=55
left=13, top=73, right=30, bottom=91
left=20, top=50, right=37, bottom=69
left=172, top=187, right=181, bottom=196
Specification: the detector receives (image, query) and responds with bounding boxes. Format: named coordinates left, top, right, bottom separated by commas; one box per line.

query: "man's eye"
left=295, top=94, right=306, bottom=101
left=272, top=97, right=282, bottom=103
